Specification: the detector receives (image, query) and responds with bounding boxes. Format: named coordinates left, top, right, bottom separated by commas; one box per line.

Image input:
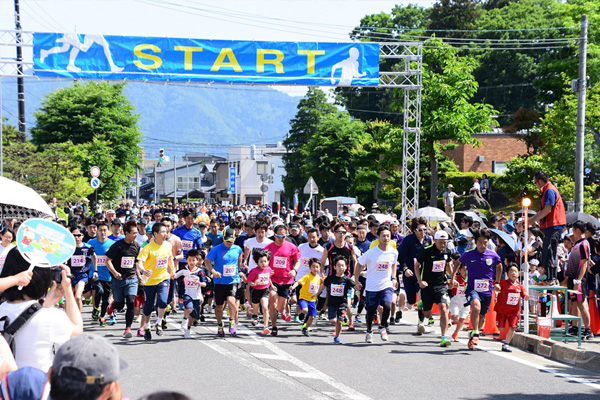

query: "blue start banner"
left=33, top=32, right=380, bottom=86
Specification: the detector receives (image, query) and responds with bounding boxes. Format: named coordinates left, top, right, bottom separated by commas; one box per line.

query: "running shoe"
left=334, top=336, right=342, bottom=344
left=347, top=324, right=355, bottom=331
left=373, top=315, right=379, bottom=325
left=294, top=315, right=302, bottom=323
left=84, top=297, right=93, bottom=306
left=199, top=315, right=205, bottom=322
left=394, top=311, right=402, bottom=323
left=365, top=332, right=373, bottom=343
left=108, top=315, right=117, bottom=325
left=355, top=315, right=362, bottom=323
left=171, top=307, right=178, bottom=315
left=389, top=317, right=396, bottom=326
left=123, top=328, right=133, bottom=338
left=156, top=325, right=163, bottom=337
left=302, top=328, right=310, bottom=337
left=91, top=307, right=100, bottom=321
left=184, top=329, right=192, bottom=339
left=165, top=304, right=172, bottom=315
left=181, top=318, right=188, bottom=330
left=229, top=321, right=237, bottom=337
left=342, top=316, right=349, bottom=326
left=251, top=316, right=258, bottom=326
left=440, top=336, right=451, bottom=347
left=262, top=327, right=271, bottom=336
left=379, top=327, right=388, bottom=341
left=501, top=342, right=512, bottom=352
left=162, top=319, right=168, bottom=330
left=427, top=318, right=435, bottom=327
left=282, top=313, right=292, bottom=322
left=416, top=323, right=425, bottom=335
left=144, top=327, right=152, bottom=341
left=452, top=332, right=459, bottom=342
left=271, top=326, right=278, bottom=336
left=218, top=325, right=225, bottom=338
left=137, top=328, right=145, bottom=337
left=583, top=328, right=595, bottom=340
left=135, top=315, right=142, bottom=324
left=99, top=318, right=106, bottom=328
left=470, top=332, right=480, bottom=346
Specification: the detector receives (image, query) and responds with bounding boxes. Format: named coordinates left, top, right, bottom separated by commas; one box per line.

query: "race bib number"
left=0, top=254, right=6, bottom=268
left=223, top=264, right=236, bottom=277
left=96, top=255, right=107, bottom=267
left=184, top=275, right=200, bottom=289
left=182, top=240, right=194, bottom=251
left=474, top=279, right=489, bottom=292
left=308, top=282, right=319, bottom=293
left=376, top=261, right=390, bottom=272
left=70, top=255, right=85, bottom=267
left=300, top=257, right=310, bottom=267
left=330, top=284, right=344, bottom=296
left=457, top=286, right=466, bottom=297
left=273, top=256, right=287, bottom=269
left=507, top=293, right=520, bottom=306
left=432, top=260, right=445, bottom=273
left=156, top=257, right=169, bottom=269
left=398, top=274, right=404, bottom=287
left=121, top=257, right=135, bottom=269
left=257, top=273, right=269, bottom=285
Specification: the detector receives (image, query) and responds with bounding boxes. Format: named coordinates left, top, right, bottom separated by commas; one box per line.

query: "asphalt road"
left=82, top=305, right=600, bottom=400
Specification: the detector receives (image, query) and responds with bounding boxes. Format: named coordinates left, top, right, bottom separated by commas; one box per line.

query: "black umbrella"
left=515, top=208, right=536, bottom=217
left=566, top=212, right=600, bottom=229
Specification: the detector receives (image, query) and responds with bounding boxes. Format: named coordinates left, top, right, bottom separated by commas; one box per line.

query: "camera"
left=52, top=268, right=62, bottom=284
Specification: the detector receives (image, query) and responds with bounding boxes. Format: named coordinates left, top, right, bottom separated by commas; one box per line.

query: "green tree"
left=31, top=81, right=142, bottom=201
left=282, top=88, right=337, bottom=199
left=427, top=0, right=483, bottom=38
left=301, top=112, right=368, bottom=197
left=401, top=38, right=497, bottom=206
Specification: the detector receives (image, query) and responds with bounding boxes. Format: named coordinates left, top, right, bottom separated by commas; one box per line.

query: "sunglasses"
left=275, top=234, right=286, bottom=239
left=335, top=230, right=347, bottom=234
left=73, top=233, right=83, bottom=237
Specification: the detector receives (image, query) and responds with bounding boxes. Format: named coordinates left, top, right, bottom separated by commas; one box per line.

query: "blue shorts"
left=71, top=271, right=89, bottom=287
left=183, top=295, right=201, bottom=320
left=466, top=289, right=492, bottom=316
left=365, top=287, right=394, bottom=312
left=143, top=279, right=170, bottom=316
left=298, top=299, right=317, bottom=317
left=112, top=278, right=138, bottom=303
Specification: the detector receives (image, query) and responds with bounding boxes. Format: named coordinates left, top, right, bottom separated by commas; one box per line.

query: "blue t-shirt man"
left=88, top=238, right=116, bottom=282
left=206, top=242, right=243, bottom=285
left=172, top=225, right=203, bottom=259
left=206, top=231, right=224, bottom=247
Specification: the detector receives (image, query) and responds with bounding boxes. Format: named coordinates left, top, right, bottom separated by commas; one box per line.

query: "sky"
left=0, top=0, right=434, bottom=97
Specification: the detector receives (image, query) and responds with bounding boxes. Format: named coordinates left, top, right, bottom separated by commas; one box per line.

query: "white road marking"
left=251, top=353, right=288, bottom=360
left=282, top=370, right=324, bottom=379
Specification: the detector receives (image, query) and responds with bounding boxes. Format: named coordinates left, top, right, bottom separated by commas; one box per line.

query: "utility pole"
left=186, top=155, right=189, bottom=204
left=14, top=0, right=26, bottom=139
left=135, top=167, right=140, bottom=205
left=173, top=155, right=177, bottom=204
left=154, top=163, right=158, bottom=204
left=574, top=14, right=588, bottom=213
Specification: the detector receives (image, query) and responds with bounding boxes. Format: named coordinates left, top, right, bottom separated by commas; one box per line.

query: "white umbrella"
left=0, top=177, right=54, bottom=220
left=416, top=206, right=451, bottom=222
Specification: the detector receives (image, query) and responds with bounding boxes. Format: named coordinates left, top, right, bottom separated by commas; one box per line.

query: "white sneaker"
left=184, top=329, right=191, bottom=339
left=181, top=318, right=188, bottom=330
left=135, top=315, right=142, bottom=324
left=417, top=323, right=425, bottom=335
left=379, top=327, right=388, bottom=341
left=365, top=332, right=373, bottom=343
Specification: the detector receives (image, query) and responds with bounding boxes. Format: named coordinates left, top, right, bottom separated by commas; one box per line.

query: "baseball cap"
left=530, top=258, right=540, bottom=266
left=289, top=223, right=300, bottom=230
left=138, top=218, right=148, bottom=225
left=459, top=229, right=473, bottom=239
left=111, top=220, right=122, bottom=226
left=0, top=367, right=50, bottom=400
left=434, top=230, right=449, bottom=240
left=223, top=228, right=235, bottom=242
left=234, top=211, right=243, bottom=218
left=52, top=333, right=128, bottom=385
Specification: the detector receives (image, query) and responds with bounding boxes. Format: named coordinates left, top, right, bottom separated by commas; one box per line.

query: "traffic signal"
left=159, top=149, right=164, bottom=162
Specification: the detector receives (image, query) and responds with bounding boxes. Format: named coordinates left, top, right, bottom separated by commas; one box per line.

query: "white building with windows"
left=224, top=143, right=286, bottom=205
left=141, top=160, right=218, bottom=203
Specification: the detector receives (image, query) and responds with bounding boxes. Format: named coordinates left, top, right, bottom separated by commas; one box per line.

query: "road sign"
left=260, top=184, right=268, bottom=193
left=229, top=167, right=236, bottom=194
left=303, top=176, right=319, bottom=194
left=90, top=166, right=100, bottom=178
left=90, top=177, right=100, bottom=189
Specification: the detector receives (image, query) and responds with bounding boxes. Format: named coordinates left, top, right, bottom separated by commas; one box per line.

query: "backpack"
left=0, top=302, right=42, bottom=356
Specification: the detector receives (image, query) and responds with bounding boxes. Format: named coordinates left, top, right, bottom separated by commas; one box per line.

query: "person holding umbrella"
left=529, top=171, right=566, bottom=285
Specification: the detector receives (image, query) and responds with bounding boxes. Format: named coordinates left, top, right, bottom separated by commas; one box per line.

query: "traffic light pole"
left=574, top=14, right=588, bottom=213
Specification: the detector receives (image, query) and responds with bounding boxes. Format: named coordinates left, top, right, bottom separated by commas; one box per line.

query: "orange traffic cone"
left=483, top=292, right=500, bottom=335
left=589, top=291, right=600, bottom=335
left=431, top=303, right=440, bottom=316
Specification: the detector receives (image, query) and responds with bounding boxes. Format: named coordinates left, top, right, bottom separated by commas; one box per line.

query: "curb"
left=512, top=333, right=600, bottom=372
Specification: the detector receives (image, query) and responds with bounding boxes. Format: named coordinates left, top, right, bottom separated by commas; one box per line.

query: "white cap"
left=459, top=229, right=473, bottom=239
left=234, top=211, right=243, bottom=218
left=434, top=230, right=449, bottom=240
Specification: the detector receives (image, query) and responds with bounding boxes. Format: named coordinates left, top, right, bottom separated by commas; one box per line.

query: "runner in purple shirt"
left=455, top=228, right=502, bottom=349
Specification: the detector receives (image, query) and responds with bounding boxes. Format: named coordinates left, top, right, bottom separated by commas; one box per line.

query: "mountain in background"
left=1, top=78, right=300, bottom=158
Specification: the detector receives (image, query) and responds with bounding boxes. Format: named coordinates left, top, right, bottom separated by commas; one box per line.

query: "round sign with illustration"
left=16, top=218, right=76, bottom=274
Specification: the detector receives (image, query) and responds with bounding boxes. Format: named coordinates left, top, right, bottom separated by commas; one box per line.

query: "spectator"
left=442, top=185, right=464, bottom=222
left=481, top=174, right=490, bottom=200
left=0, top=248, right=83, bottom=372
left=469, top=179, right=481, bottom=197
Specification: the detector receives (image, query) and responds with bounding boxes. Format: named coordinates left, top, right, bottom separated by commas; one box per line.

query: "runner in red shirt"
left=495, top=263, right=529, bottom=352
left=265, top=224, right=301, bottom=336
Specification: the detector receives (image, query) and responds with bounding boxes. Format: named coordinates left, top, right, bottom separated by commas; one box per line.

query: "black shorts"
left=236, top=282, right=246, bottom=302
left=273, top=282, right=291, bottom=299
left=250, top=287, right=270, bottom=304
left=421, top=286, right=450, bottom=312
left=214, top=283, right=239, bottom=306
left=328, top=304, right=347, bottom=320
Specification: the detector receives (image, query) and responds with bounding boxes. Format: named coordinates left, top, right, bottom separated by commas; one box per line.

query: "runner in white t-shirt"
left=293, top=228, right=324, bottom=322
left=355, top=225, right=399, bottom=343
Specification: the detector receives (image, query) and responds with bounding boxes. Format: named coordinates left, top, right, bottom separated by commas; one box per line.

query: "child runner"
left=175, top=249, right=208, bottom=338
left=315, top=255, right=355, bottom=344
left=67, top=224, right=97, bottom=313
left=495, top=263, right=529, bottom=352
left=246, top=249, right=274, bottom=335
left=290, top=258, right=322, bottom=337
left=449, top=263, right=470, bottom=342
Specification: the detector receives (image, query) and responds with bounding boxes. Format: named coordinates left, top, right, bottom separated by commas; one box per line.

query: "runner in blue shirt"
left=206, top=218, right=224, bottom=247
left=172, top=209, right=203, bottom=269
left=87, top=221, right=115, bottom=326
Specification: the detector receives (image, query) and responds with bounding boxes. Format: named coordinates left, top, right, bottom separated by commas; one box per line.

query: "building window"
left=492, top=161, right=508, bottom=175
left=257, top=162, right=268, bottom=175
left=177, top=176, right=201, bottom=190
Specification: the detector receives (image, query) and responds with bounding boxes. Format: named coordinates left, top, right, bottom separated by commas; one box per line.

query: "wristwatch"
left=573, top=279, right=582, bottom=284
